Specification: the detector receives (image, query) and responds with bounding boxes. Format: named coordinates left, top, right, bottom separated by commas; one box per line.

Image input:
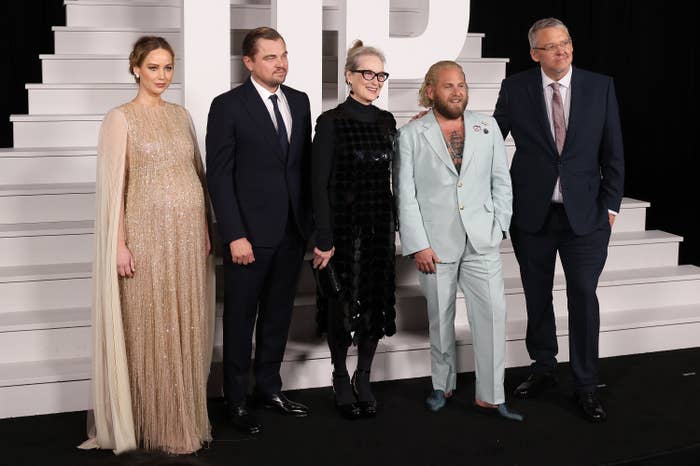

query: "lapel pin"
left=473, top=125, right=481, bottom=133
left=483, top=128, right=489, bottom=134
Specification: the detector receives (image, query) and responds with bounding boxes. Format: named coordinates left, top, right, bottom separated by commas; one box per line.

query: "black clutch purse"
left=309, top=260, right=342, bottom=297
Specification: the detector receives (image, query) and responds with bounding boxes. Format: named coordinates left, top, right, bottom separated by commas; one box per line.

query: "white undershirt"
left=250, top=76, right=292, bottom=142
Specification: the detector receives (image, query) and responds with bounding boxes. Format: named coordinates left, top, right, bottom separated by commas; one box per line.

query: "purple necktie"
left=550, top=82, right=566, bottom=155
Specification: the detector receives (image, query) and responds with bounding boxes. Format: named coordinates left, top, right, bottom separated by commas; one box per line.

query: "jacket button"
left=457, top=182, right=463, bottom=187
left=459, top=204, right=464, bottom=210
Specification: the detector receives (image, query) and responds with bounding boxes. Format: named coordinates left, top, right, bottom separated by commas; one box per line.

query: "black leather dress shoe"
left=259, top=393, right=310, bottom=417
left=576, top=392, right=607, bottom=423
left=227, top=405, right=262, bottom=435
left=513, top=372, right=558, bottom=399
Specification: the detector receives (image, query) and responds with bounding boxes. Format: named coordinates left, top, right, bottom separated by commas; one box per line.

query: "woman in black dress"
left=311, top=40, right=396, bottom=419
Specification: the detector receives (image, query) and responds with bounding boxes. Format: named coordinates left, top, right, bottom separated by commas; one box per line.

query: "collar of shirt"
left=249, top=76, right=292, bottom=138
left=541, top=65, right=572, bottom=91
left=250, top=75, right=284, bottom=102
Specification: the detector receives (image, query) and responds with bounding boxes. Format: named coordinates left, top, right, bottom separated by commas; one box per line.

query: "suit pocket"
left=484, top=198, right=494, bottom=212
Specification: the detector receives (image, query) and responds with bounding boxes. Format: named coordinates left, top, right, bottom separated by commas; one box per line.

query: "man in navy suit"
left=206, top=27, right=312, bottom=434
left=494, top=18, right=624, bottom=422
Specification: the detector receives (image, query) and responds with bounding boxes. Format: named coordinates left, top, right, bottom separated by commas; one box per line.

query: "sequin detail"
left=117, top=101, right=211, bottom=454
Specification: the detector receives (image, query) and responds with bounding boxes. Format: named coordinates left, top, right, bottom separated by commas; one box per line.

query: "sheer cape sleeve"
left=79, top=107, right=137, bottom=453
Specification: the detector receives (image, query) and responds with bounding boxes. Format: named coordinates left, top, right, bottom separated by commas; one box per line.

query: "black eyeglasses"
left=532, top=38, right=573, bottom=53
left=351, top=69, right=390, bottom=82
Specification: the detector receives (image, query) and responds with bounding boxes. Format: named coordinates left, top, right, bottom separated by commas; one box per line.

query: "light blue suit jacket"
left=394, top=110, right=512, bottom=262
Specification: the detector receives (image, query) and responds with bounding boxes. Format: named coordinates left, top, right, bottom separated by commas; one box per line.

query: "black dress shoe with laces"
left=227, top=404, right=262, bottom=435
left=513, top=372, right=558, bottom=399
left=575, top=391, right=607, bottom=423
left=258, top=392, right=310, bottom=417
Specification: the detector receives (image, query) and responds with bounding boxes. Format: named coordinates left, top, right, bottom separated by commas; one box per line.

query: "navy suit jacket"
left=206, top=78, right=312, bottom=250
left=494, top=66, right=624, bottom=235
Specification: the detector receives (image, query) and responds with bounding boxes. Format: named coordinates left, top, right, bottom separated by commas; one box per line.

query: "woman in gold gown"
left=81, top=36, right=215, bottom=454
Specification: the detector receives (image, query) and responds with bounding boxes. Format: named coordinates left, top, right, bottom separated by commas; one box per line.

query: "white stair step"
left=0, top=360, right=91, bottom=418
left=613, top=198, right=649, bottom=232
left=0, top=262, right=92, bottom=284
left=26, top=83, right=182, bottom=115
left=53, top=26, right=181, bottom=55
left=51, top=27, right=482, bottom=60
left=0, top=150, right=95, bottom=186
left=0, top=308, right=90, bottom=332
left=0, top=278, right=91, bottom=315
left=458, top=33, right=484, bottom=59
left=0, top=147, right=97, bottom=186
left=10, top=114, right=102, bottom=148
left=496, top=230, right=682, bottom=279
left=504, top=265, right=700, bottom=319
left=456, top=58, right=508, bottom=84
left=0, top=357, right=90, bottom=388
left=0, top=182, right=95, bottom=197
left=65, top=0, right=181, bottom=28
left=258, top=301, right=700, bottom=389
left=0, top=192, right=95, bottom=224
left=0, top=220, right=94, bottom=238
left=0, top=182, right=95, bottom=224
left=0, top=326, right=90, bottom=364
left=0, top=222, right=93, bottom=267
left=40, top=54, right=183, bottom=84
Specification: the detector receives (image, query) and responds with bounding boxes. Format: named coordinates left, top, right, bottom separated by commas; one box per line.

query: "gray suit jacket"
left=395, top=110, right=512, bottom=262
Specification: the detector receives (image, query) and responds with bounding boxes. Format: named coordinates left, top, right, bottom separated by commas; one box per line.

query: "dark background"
left=0, top=1, right=697, bottom=265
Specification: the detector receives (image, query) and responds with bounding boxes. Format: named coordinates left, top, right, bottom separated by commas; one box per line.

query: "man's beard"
left=433, top=94, right=467, bottom=119
left=265, top=70, right=287, bottom=87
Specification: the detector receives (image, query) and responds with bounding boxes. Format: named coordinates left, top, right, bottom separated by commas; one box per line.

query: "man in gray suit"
left=395, top=61, right=521, bottom=420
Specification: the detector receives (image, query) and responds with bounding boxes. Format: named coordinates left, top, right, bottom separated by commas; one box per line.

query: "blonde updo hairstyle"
left=417, top=60, right=465, bottom=108
left=128, top=36, right=175, bottom=83
left=344, top=40, right=386, bottom=92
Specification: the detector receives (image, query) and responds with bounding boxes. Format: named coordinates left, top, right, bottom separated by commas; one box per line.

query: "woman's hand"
left=117, top=243, right=135, bottom=278
left=312, top=246, right=335, bottom=269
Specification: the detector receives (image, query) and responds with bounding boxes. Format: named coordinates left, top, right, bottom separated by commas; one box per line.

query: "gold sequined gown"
left=112, top=101, right=211, bottom=453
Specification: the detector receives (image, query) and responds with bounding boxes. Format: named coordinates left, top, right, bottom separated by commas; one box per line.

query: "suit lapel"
left=458, top=111, right=477, bottom=179
left=242, top=79, right=286, bottom=163
left=423, top=111, right=459, bottom=176
left=527, top=68, right=558, bottom=157
left=282, top=86, right=300, bottom=165
left=562, top=67, right=581, bottom=157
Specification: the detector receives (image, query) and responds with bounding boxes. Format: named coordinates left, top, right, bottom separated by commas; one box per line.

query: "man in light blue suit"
left=395, top=61, right=521, bottom=420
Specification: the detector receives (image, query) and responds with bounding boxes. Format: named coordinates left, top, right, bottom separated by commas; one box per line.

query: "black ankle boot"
left=352, top=369, right=377, bottom=418
left=332, top=372, right=360, bottom=420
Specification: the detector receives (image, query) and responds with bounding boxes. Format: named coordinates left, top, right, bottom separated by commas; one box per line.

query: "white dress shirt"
left=250, top=76, right=292, bottom=142
left=541, top=66, right=572, bottom=204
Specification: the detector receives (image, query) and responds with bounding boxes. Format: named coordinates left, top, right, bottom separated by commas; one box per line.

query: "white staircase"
left=1, top=0, right=699, bottom=419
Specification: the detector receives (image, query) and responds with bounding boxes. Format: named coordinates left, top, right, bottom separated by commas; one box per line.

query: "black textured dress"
left=312, top=97, right=397, bottom=346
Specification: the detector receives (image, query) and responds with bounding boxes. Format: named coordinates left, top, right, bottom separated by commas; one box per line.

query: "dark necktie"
left=269, top=94, right=289, bottom=156
left=550, top=82, right=566, bottom=155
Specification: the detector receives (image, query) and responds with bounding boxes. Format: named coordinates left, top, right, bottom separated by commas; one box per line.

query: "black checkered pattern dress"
left=311, top=97, right=397, bottom=343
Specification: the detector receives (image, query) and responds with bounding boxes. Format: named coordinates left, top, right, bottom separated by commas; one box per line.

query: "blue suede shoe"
left=426, top=390, right=447, bottom=412
left=473, top=402, right=524, bottom=422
